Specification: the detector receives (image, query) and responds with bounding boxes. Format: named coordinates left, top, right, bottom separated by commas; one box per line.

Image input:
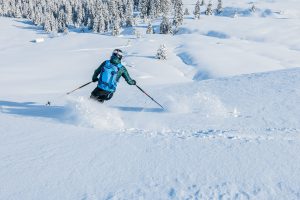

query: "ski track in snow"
left=89, top=182, right=300, bottom=200
left=123, top=128, right=300, bottom=142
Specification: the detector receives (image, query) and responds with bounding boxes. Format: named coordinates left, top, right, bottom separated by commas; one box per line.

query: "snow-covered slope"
left=1, top=67, right=300, bottom=199
left=1, top=0, right=300, bottom=199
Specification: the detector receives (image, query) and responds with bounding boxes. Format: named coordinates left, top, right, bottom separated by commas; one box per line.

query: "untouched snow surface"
left=1, top=0, right=300, bottom=199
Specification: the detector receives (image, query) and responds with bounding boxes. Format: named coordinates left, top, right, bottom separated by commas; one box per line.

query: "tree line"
left=0, top=0, right=184, bottom=34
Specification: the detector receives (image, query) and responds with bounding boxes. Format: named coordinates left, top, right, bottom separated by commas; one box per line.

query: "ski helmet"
left=112, top=49, right=123, bottom=60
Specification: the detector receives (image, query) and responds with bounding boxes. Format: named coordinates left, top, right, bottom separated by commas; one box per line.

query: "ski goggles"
left=113, top=49, right=123, bottom=59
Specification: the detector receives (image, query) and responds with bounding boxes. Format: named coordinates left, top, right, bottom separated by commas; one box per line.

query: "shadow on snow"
left=112, top=106, right=164, bottom=113
left=0, top=100, right=73, bottom=123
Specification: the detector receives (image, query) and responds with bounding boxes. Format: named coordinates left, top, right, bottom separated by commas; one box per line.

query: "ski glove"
left=130, top=80, right=136, bottom=85
left=92, top=77, right=99, bottom=82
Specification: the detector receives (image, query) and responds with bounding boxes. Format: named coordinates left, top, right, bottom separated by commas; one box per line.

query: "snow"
left=1, top=0, right=300, bottom=199
left=33, top=38, right=45, bottom=43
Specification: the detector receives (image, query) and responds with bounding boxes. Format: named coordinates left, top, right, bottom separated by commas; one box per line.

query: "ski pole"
left=66, top=81, right=92, bottom=95
left=46, top=81, right=92, bottom=106
left=136, top=85, right=164, bottom=110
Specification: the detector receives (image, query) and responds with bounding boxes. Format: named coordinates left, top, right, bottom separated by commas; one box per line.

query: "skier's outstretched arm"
left=121, top=67, right=136, bottom=85
left=92, top=62, right=106, bottom=82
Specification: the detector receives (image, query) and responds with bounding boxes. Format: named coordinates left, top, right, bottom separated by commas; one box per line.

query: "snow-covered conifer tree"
left=98, top=9, right=106, bottom=33
left=156, top=44, right=167, bottom=60
left=102, top=3, right=110, bottom=32
left=88, top=1, right=95, bottom=29
left=111, top=18, right=120, bottom=36
left=74, top=3, right=84, bottom=28
left=92, top=4, right=100, bottom=33
left=136, top=30, right=141, bottom=38
left=0, top=0, right=4, bottom=16
left=43, top=12, right=58, bottom=33
left=148, top=0, right=156, bottom=19
left=32, top=4, right=43, bottom=25
left=83, top=1, right=92, bottom=27
left=109, top=0, right=118, bottom=21
left=233, top=9, right=238, bottom=18
left=153, top=0, right=161, bottom=18
left=146, top=23, right=154, bottom=34
left=143, top=16, right=149, bottom=24
left=139, top=0, right=149, bottom=18
left=112, top=24, right=120, bottom=36
left=205, top=1, right=213, bottom=15
left=250, top=4, right=256, bottom=12
left=21, top=0, right=33, bottom=19
left=44, top=14, right=52, bottom=33
left=51, top=13, right=59, bottom=33
left=161, top=0, right=171, bottom=16
left=65, top=1, right=73, bottom=27
left=194, top=0, right=201, bottom=19
left=2, top=0, right=12, bottom=17
left=173, top=0, right=183, bottom=28
left=216, top=0, right=223, bottom=14
left=118, top=0, right=127, bottom=26
left=109, top=0, right=121, bottom=35
left=139, top=0, right=161, bottom=19
left=14, top=0, right=22, bottom=18
left=133, top=27, right=141, bottom=38
left=125, top=0, right=134, bottom=27
left=57, top=8, right=67, bottom=33
left=160, top=15, right=172, bottom=34
left=184, top=8, right=190, bottom=15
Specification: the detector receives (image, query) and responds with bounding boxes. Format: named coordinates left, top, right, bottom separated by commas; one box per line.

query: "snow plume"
left=67, top=97, right=124, bottom=131
left=165, top=91, right=228, bottom=117
left=165, top=95, right=192, bottom=113
left=193, top=92, right=229, bottom=117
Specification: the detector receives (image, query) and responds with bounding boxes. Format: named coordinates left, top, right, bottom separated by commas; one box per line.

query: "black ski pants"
left=90, top=87, right=114, bottom=103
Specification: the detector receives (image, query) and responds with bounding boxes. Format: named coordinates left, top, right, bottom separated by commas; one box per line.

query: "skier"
left=90, top=49, right=136, bottom=103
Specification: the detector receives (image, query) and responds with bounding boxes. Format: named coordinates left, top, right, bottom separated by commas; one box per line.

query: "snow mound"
left=205, top=30, right=230, bottom=39
left=193, top=70, right=212, bottom=81
left=176, top=51, right=212, bottom=80
left=67, top=97, right=124, bottom=131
